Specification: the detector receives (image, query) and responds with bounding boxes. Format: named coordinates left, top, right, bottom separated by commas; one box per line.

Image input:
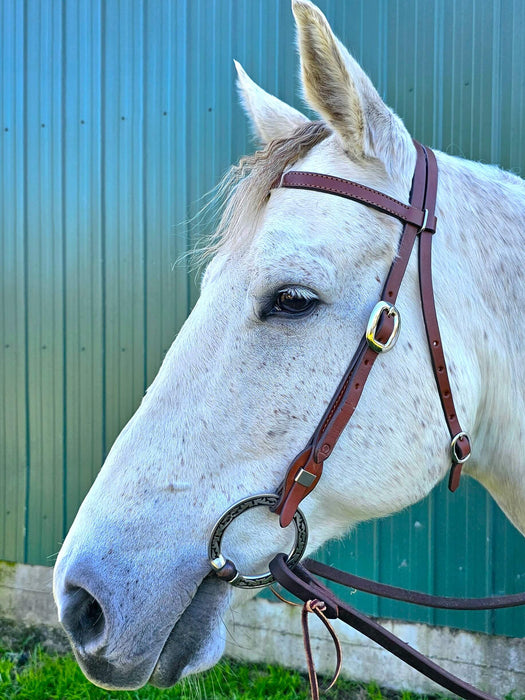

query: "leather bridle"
left=208, top=142, right=525, bottom=700
left=271, top=141, right=470, bottom=528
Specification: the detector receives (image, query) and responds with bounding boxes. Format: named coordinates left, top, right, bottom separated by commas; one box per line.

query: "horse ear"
left=292, top=0, right=413, bottom=175
left=234, top=60, right=310, bottom=145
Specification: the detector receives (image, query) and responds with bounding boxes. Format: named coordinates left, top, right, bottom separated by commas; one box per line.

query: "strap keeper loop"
left=418, top=208, right=429, bottom=234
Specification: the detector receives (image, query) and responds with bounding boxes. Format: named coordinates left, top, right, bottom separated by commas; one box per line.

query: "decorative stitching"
left=282, top=171, right=414, bottom=218
left=316, top=358, right=366, bottom=456
left=287, top=172, right=411, bottom=207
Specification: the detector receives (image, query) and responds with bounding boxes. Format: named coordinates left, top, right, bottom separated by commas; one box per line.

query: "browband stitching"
left=281, top=172, right=419, bottom=222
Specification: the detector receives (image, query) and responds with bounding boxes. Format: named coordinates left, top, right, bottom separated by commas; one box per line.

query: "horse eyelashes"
left=265, top=286, right=320, bottom=318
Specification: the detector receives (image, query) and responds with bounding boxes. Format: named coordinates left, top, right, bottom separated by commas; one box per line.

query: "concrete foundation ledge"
left=1, top=562, right=524, bottom=697
left=225, top=597, right=525, bottom=697
left=0, top=561, right=67, bottom=652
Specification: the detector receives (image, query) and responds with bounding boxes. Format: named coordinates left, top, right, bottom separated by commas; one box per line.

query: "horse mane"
left=197, top=120, right=330, bottom=262
left=195, top=120, right=525, bottom=267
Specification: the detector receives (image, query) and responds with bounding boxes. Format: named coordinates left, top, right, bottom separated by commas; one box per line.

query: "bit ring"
left=208, top=493, right=308, bottom=588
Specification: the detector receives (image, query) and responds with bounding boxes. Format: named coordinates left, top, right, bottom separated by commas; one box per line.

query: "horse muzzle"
left=53, top=548, right=230, bottom=689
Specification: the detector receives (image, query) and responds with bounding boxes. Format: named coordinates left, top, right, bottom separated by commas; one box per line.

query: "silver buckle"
left=451, top=432, right=471, bottom=464
left=418, top=208, right=429, bottom=234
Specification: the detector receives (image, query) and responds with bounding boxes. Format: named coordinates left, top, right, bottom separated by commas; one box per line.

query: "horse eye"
left=270, top=287, right=319, bottom=317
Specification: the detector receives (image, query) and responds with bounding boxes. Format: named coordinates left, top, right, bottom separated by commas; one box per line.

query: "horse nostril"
left=61, top=585, right=106, bottom=652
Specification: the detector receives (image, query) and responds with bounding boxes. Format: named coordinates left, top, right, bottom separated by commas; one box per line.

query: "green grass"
left=3, top=644, right=525, bottom=700
left=0, top=645, right=435, bottom=700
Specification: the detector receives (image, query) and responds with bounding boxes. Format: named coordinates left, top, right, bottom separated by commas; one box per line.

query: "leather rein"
left=209, top=142, right=525, bottom=700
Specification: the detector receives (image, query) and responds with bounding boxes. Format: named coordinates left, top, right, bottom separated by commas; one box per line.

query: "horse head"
left=54, top=0, right=524, bottom=690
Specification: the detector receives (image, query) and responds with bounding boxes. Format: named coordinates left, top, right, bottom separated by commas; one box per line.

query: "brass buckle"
left=451, top=432, right=471, bottom=464
left=366, top=301, right=400, bottom=353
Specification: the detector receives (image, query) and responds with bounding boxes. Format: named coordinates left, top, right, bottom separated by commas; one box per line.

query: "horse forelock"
left=196, top=120, right=331, bottom=263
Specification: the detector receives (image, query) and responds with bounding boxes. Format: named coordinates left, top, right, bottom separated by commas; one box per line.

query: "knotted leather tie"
left=270, top=586, right=342, bottom=700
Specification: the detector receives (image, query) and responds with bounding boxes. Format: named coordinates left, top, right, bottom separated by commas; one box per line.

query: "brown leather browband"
left=272, top=141, right=472, bottom=528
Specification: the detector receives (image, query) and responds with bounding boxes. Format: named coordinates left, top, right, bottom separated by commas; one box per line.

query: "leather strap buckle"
left=451, top=431, right=471, bottom=464
left=366, top=301, right=400, bottom=353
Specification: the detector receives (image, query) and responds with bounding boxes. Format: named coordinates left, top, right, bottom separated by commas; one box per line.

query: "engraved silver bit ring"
left=208, top=493, right=308, bottom=588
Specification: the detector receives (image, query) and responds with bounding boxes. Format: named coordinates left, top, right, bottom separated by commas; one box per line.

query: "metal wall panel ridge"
left=62, top=0, right=105, bottom=534
left=1, top=0, right=27, bottom=563
left=1, top=0, right=524, bottom=638
left=22, top=0, right=66, bottom=566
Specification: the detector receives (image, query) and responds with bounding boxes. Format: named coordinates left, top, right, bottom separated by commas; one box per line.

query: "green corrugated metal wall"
left=1, top=0, right=524, bottom=637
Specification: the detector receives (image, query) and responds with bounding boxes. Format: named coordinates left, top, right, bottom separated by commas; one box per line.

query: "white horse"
left=53, top=0, right=525, bottom=690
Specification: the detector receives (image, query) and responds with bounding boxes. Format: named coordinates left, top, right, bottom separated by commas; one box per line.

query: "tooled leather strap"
left=270, top=554, right=501, bottom=700
left=272, top=142, right=470, bottom=527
